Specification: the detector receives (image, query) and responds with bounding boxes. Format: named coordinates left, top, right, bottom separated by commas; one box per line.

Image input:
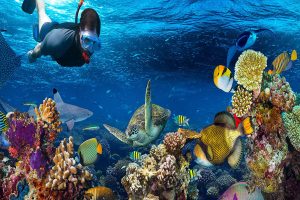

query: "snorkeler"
left=22, top=0, right=101, bottom=67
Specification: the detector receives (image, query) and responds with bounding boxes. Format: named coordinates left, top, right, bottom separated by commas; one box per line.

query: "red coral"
left=8, top=147, right=18, bottom=159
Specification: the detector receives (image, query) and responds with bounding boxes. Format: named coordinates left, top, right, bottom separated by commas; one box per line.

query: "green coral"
left=282, top=106, right=300, bottom=151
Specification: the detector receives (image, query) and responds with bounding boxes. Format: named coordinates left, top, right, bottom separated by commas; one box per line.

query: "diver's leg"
left=36, top=0, right=52, bottom=32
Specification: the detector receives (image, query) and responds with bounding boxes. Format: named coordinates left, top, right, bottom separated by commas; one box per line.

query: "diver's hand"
left=27, top=50, right=37, bottom=63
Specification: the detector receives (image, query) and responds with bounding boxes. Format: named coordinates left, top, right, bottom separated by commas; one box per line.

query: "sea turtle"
left=103, top=80, right=171, bottom=147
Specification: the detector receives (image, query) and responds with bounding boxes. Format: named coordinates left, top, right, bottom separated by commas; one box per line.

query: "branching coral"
left=282, top=105, right=300, bottom=151
left=232, top=86, right=253, bottom=117
left=269, top=75, right=295, bottom=112
left=46, top=137, right=92, bottom=191
left=157, top=155, right=178, bottom=189
left=246, top=135, right=288, bottom=193
left=163, top=132, right=186, bottom=155
left=234, top=50, right=267, bottom=91
left=122, top=138, right=189, bottom=199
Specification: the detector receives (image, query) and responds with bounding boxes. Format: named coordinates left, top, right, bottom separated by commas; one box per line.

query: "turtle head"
left=126, top=124, right=139, bottom=139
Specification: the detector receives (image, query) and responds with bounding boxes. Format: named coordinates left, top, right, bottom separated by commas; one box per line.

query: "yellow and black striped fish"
left=0, top=112, right=8, bottom=133
left=272, top=50, right=297, bottom=74
left=188, top=169, right=197, bottom=180
left=130, top=151, right=141, bottom=161
left=173, top=115, right=189, bottom=127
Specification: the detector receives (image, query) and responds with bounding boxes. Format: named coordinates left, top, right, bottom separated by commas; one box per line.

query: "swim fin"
left=22, top=0, right=36, bottom=14
left=32, top=24, right=41, bottom=42
left=227, top=45, right=237, bottom=68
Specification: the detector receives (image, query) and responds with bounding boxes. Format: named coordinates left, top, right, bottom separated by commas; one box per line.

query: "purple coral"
left=30, top=149, right=47, bottom=177
left=6, top=116, right=36, bottom=154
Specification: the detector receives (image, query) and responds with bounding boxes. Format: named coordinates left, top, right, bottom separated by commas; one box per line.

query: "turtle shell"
left=126, top=104, right=170, bottom=133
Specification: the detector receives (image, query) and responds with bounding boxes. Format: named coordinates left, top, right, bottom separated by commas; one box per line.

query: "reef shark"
left=53, top=88, right=93, bottom=131
left=0, top=31, right=21, bottom=88
left=0, top=98, right=15, bottom=113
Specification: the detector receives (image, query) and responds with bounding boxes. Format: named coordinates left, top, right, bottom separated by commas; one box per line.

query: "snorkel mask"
left=80, top=30, right=101, bottom=54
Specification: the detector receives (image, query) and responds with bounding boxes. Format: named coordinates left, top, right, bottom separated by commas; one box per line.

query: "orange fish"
left=85, top=186, right=115, bottom=200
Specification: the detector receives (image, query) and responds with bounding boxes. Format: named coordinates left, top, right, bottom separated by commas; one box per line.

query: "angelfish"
left=227, top=29, right=273, bottom=67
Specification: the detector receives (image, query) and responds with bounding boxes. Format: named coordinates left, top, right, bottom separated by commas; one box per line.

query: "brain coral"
left=282, top=106, right=300, bottom=151
left=234, top=50, right=267, bottom=91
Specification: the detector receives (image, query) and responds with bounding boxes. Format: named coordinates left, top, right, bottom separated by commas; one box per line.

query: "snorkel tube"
left=75, top=0, right=91, bottom=64
left=75, top=0, right=84, bottom=24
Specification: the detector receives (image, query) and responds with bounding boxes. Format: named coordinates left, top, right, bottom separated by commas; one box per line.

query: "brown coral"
left=45, top=137, right=92, bottom=193
left=163, top=132, right=186, bottom=155
left=232, top=86, right=253, bottom=117
left=234, top=50, right=267, bottom=91
left=122, top=143, right=190, bottom=200
left=269, top=75, right=295, bottom=112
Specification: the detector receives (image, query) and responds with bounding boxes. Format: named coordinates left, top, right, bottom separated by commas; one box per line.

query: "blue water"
left=1, top=0, right=299, bottom=129
left=0, top=1, right=300, bottom=198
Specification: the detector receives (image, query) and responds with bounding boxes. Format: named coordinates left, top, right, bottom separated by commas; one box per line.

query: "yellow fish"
left=270, top=50, right=297, bottom=74
left=78, top=138, right=102, bottom=166
left=129, top=151, right=141, bottom=161
left=85, top=186, right=115, bottom=200
left=213, top=65, right=234, bottom=93
left=173, top=115, right=189, bottom=127
left=188, top=169, right=197, bottom=180
left=180, top=111, right=253, bottom=168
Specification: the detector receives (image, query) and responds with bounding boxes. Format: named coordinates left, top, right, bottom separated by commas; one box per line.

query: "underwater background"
left=0, top=0, right=300, bottom=199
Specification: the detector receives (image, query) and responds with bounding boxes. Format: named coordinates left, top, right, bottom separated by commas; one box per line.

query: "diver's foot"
left=27, top=50, right=37, bottom=63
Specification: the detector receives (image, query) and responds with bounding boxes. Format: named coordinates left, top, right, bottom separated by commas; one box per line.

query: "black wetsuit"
left=39, top=22, right=87, bottom=67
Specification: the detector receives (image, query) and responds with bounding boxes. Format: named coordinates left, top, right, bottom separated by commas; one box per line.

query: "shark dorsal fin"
left=144, top=80, right=152, bottom=134
left=53, top=88, right=64, bottom=104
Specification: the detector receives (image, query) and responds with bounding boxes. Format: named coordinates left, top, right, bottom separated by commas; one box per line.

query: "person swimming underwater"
left=23, top=0, right=101, bottom=67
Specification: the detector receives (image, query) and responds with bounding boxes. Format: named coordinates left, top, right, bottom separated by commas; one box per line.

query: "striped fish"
left=173, top=115, right=189, bottom=127
left=129, top=151, right=141, bottom=161
left=188, top=169, right=197, bottom=180
left=0, top=112, right=8, bottom=133
left=78, top=138, right=102, bottom=166
left=272, top=50, right=297, bottom=74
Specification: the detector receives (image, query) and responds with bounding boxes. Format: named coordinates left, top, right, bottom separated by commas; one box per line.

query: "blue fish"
left=0, top=32, right=21, bottom=88
left=227, top=29, right=273, bottom=68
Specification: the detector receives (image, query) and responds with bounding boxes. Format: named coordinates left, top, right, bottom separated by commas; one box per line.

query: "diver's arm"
left=27, top=43, right=42, bottom=63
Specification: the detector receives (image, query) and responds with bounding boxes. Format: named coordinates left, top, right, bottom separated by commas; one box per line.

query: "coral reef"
left=231, top=86, right=253, bottom=117
left=282, top=105, right=300, bottom=151
left=234, top=50, right=267, bottom=91
left=121, top=133, right=189, bottom=200
left=163, top=132, right=186, bottom=155
left=216, top=174, right=237, bottom=191
left=269, top=75, right=295, bottom=112
left=46, top=137, right=92, bottom=190
left=207, top=186, right=219, bottom=198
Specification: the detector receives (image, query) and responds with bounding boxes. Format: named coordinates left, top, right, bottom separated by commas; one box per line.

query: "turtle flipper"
left=144, top=80, right=152, bottom=134
left=103, top=124, right=131, bottom=145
